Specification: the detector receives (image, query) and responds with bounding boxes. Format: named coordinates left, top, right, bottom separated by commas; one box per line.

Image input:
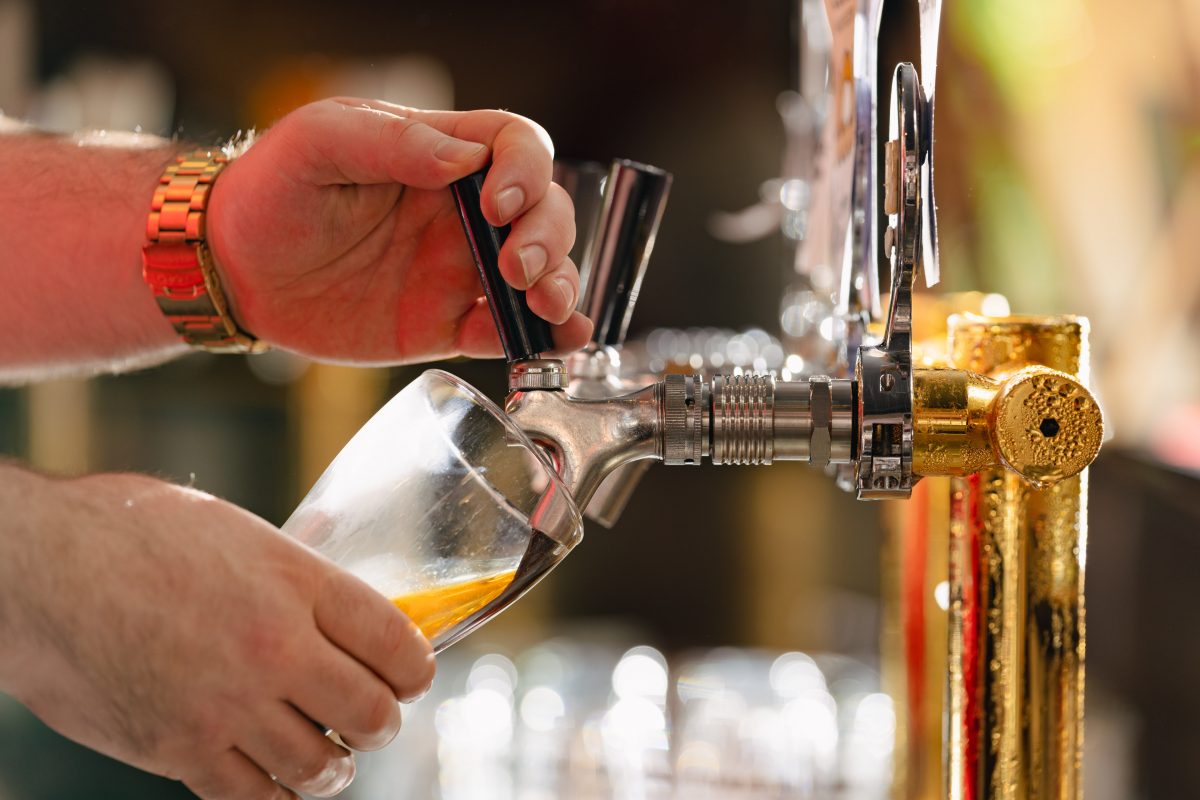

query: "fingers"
left=524, top=256, right=580, bottom=325
left=312, top=569, right=435, bottom=692
left=476, top=116, right=554, bottom=226
left=550, top=311, right=594, bottom=354
left=286, top=97, right=579, bottom=349
left=495, top=181, right=579, bottom=327
left=183, top=748, right=297, bottom=800
left=454, top=303, right=593, bottom=359
left=239, top=704, right=356, bottom=798
left=329, top=99, right=555, bottom=226
left=285, top=100, right=490, bottom=189
left=498, top=182, right=576, bottom=291
left=289, top=646, right=402, bottom=751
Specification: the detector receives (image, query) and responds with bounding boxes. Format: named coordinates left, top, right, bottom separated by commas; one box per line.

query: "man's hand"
left=208, top=98, right=592, bottom=363
left=2, top=98, right=587, bottom=378
left=0, top=467, right=433, bottom=799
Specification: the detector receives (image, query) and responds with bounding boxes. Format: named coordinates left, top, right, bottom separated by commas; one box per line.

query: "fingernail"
left=401, top=684, right=431, bottom=705
left=517, top=244, right=547, bottom=285
left=495, top=186, right=525, bottom=222
left=336, top=752, right=356, bottom=785
left=310, top=751, right=356, bottom=796
left=554, top=276, right=575, bottom=309
left=434, top=137, right=486, bottom=162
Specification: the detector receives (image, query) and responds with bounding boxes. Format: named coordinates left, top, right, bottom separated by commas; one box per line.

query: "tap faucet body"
left=506, top=374, right=662, bottom=511
left=498, top=356, right=1100, bottom=514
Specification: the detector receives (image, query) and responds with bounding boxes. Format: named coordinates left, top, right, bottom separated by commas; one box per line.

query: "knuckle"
left=552, top=258, right=579, bottom=284
left=486, top=111, right=553, bottom=161
left=153, top=704, right=227, bottom=767
left=313, top=568, right=350, bottom=616
left=549, top=182, right=573, bottom=219
left=189, top=704, right=231, bottom=755
left=503, top=112, right=551, bottom=146
left=359, top=687, right=400, bottom=740
left=382, top=115, right=422, bottom=149
left=546, top=180, right=573, bottom=208
left=239, top=622, right=294, bottom=672
left=397, top=654, right=436, bottom=701
left=416, top=650, right=438, bottom=686
left=546, top=182, right=576, bottom=221
left=290, top=100, right=331, bottom=130
left=547, top=185, right=577, bottom=250
left=379, top=607, right=422, bottom=660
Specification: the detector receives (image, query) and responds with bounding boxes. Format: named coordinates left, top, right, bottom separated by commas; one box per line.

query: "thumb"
left=285, top=99, right=490, bottom=189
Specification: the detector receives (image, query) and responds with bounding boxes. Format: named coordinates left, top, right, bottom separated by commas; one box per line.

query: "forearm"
left=0, top=463, right=172, bottom=699
left=0, top=127, right=189, bottom=383
left=0, top=462, right=56, bottom=694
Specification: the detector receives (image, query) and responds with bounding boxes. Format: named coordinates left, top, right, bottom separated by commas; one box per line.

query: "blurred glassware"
left=346, top=639, right=888, bottom=799
left=282, top=369, right=583, bottom=653
left=673, top=649, right=891, bottom=798
left=27, top=54, right=173, bottom=135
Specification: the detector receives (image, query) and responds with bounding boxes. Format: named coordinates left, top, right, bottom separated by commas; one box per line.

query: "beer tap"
left=557, top=159, right=671, bottom=526
left=444, top=8, right=1098, bottom=797
left=450, top=58, right=1103, bottom=511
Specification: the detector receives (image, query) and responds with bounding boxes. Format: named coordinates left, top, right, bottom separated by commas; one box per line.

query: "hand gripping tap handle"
left=451, top=168, right=555, bottom=362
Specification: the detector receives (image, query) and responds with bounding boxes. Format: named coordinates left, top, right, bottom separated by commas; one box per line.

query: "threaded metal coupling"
left=710, top=373, right=776, bottom=465
left=660, top=372, right=856, bottom=468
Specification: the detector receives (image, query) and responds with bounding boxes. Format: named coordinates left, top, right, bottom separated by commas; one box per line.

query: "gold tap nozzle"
left=913, top=365, right=1103, bottom=487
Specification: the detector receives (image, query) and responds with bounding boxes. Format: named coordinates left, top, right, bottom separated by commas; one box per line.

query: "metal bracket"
left=854, top=61, right=925, bottom=500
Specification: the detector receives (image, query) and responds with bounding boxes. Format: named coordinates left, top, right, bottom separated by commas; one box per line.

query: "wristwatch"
left=141, top=148, right=268, bottom=353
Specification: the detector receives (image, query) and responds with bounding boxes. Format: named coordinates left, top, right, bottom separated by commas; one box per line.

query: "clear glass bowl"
left=283, top=369, right=583, bottom=652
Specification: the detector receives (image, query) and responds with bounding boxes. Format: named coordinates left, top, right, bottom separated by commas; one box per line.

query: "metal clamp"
left=854, top=62, right=925, bottom=500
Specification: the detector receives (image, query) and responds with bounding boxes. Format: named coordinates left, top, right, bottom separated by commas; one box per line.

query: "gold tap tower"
left=941, top=314, right=1096, bottom=800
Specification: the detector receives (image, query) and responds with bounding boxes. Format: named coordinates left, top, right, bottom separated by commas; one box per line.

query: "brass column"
left=885, top=292, right=1006, bottom=800
left=945, top=315, right=1093, bottom=800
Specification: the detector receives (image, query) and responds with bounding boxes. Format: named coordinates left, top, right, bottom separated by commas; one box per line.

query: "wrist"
left=204, top=157, right=255, bottom=338
left=141, top=146, right=268, bottom=353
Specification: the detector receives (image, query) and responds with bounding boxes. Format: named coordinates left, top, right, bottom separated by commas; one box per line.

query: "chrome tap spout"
left=505, top=381, right=662, bottom=511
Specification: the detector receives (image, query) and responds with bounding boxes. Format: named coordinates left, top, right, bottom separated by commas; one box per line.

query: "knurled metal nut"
left=663, top=373, right=700, bottom=465
left=509, top=360, right=568, bottom=390
left=511, top=371, right=566, bottom=390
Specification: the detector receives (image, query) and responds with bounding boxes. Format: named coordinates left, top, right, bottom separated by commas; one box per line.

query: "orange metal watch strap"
left=142, top=149, right=267, bottom=353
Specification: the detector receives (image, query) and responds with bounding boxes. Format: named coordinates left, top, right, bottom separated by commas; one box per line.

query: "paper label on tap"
left=797, top=0, right=865, bottom=292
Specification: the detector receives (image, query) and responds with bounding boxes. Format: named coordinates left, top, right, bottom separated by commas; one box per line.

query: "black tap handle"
left=451, top=169, right=554, bottom=362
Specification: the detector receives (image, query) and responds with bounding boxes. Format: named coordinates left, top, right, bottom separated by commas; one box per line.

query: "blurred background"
left=0, top=0, right=1197, bottom=798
